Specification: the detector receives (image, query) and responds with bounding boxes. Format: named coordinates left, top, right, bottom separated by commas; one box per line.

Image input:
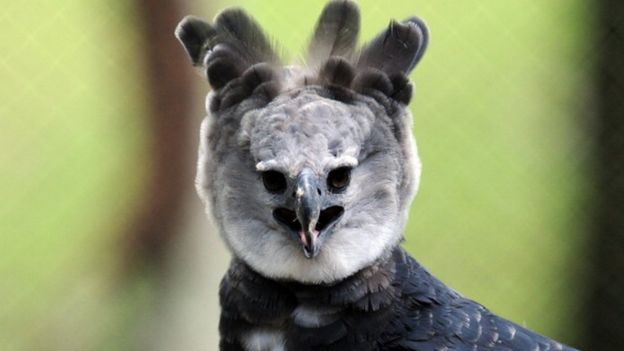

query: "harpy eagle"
left=174, top=1, right=578, bottom=350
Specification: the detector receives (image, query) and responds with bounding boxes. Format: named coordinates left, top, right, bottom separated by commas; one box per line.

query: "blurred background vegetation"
left=1, top=0, right=622, bottom=350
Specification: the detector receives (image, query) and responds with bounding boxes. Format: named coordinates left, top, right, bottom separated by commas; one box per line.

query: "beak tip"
left=302, top=244, right=320, bottom=259
left=300, top=230, right=320, bottom=259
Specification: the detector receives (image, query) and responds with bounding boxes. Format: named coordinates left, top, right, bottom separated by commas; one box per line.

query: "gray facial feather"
left=184, top=1, right=428, bottom=283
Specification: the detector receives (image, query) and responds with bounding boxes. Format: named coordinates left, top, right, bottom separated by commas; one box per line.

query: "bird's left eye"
left=262, top=171, right=287, bottom=194
left=327, top=167, right=351, bottom=192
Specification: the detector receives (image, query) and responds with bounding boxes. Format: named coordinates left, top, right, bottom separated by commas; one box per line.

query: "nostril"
left=315, top=206, right=344, bottom=232
left=317, top=188, right=322, bottom=195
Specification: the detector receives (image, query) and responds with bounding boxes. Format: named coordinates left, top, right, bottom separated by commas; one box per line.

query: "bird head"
left=175, top=0, right=428, bottom=284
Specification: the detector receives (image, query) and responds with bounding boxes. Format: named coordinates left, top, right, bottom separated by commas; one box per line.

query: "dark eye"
left=327, top=167, right=351, bottom=192
left=262, top=171, right=287, bottom=194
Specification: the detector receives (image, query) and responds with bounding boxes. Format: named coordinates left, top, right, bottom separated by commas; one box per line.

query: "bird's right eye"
left=262, top=171, right=287, bottom=194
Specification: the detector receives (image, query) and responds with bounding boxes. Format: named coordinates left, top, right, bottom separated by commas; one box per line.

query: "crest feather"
left=308, top=0, right=361, bottom=67
left=174, top=16, right=216, bottom=66
left=213, top=8, right=279, bottom=68
left=175, top=9, right=280, bottom=91
left=357, top=17, right=429, bottom=75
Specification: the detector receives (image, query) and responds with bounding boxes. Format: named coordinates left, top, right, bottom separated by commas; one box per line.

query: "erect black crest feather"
left=388, top=73, right=413, bottom=105
left=357, top=17, right=429, bottom=75
left=213, top=9, right=279, bottom=69
left=175, top=8, right=280, bottom=92
left=308, top=0, right=360, bottom=66
left=175, top=5, right=429, bottom=108
left=174, top=16, right=216, bottom=66
left=310, top=13, right=428, bottom=106
left=352, top=68, right=393, bottom=96
left=318, top=57, right=356, bottom=87
left=211, top=63, right=280, bottom=112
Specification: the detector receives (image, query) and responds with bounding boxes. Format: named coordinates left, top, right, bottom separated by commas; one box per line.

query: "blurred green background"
left=0, top=0, right=605, bottom=350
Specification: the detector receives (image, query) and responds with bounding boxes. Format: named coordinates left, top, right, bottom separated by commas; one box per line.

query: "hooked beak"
left=295, top=169, right=322, bottom=258
left=273, top=169, right=344, bottom=259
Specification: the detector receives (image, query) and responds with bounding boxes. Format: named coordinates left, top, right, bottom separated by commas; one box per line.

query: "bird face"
left=196, top=88, right=421, bottom=283
left=177, top=1, right=428, bottom=283
left=250, top=92, right=374, bottom=260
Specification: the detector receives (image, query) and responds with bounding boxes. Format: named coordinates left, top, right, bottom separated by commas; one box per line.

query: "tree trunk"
left=124, top=0, right=195, bottom=271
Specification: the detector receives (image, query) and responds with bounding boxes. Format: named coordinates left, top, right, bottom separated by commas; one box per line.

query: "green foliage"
left=0, top=0, right=149, bottom=349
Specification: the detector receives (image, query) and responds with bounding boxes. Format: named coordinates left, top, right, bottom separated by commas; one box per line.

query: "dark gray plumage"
left=174, top=1, right=578, bottom=350
left=307, top=0, right=360, bottom=66
left=219, top=248, right=573, bottom=351
left=357, top=17, right=429, bottom=75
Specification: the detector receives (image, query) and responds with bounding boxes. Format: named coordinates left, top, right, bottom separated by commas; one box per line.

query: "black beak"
left=295, top=169, right=322, bottom=258
left=272, top=169, right=345, bottom=259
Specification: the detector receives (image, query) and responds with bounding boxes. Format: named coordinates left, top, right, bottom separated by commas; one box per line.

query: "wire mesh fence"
left=1, top=0, right=621, bottom=350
